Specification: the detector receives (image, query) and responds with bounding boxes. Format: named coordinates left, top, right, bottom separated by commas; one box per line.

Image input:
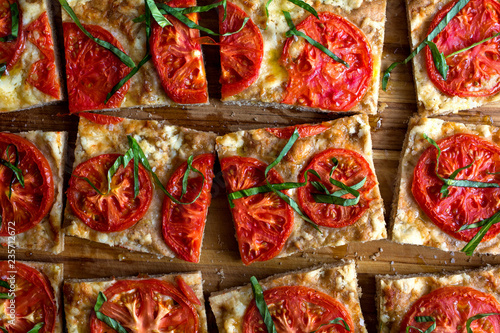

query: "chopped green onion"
left=425, top=41, right=448, bottom=80
left=460, top=210, right=500, bottom=256
left=26, top=323, right=44, bottom=333
left=94, top=292, right=128, bottom=333
left=146, top=0, right=172, bottom=27
left=465, top=313, right=500, bottom=333
left=0, top=3, right=19, bottom=42
left=310, top=318, right=351, bottom=333
left=405, top=316, right=436, bottom=333
left=283, top=11, right=349, bottom=67
left=447, top=32, right=500, bottom=58
left=250, top=276, right=277, bottom=333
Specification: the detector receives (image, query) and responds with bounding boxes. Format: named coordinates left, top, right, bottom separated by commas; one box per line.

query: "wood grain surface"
left=2, top=0, right=500, bottom=331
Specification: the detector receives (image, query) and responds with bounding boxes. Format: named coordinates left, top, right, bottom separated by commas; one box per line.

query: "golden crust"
left=377, top=266, right=500, bottom=333
left=63, top=271, right=208, bottom=333
left=222, top=0, right=386, bottom=115
left=391, top=116, right=500, bottom=254
left=63, top=117, right=216, bottom=258
left=209, top=261, right=367, bottom=333
left=0, top=131, right=67, bottom=254
left=216, top=114, right=386, bottom=260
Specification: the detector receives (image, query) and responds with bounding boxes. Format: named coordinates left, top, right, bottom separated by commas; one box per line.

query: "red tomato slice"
left=26, top=12, right=60, bottom=99
left=175, top=276, right=201, bottom=306
left=0, top=261, right=57, bottom=333
left=425, top=0, right=500, bottom=97
left=219, top=2, right=263, bottom=98
left=0, top=0, right=25, bottom=72
left=63, top=22, right=131, bottom=113
left=297, top=148, right=377, bottom=228
left=90, top=279, right=199, bottom=333
left=244, top=286, right=354, bottom=333
left=401, top=286, right=500, bottom=333
left=67, top=154, right=153, bottom=232
left=78, top=112, right=124, bottom=125
left=412, top=134, right=500, bottom=242
left=0, top=133, right=54, bottom=236
left=150, top=2, right=208, bottom=104
left=220, top=156, right=294, bottom=265
left=162, top=154, right=215, bottom=263
left=280, top=12, right=373, bottom=111
left=266, top=123, right=329, bottom=139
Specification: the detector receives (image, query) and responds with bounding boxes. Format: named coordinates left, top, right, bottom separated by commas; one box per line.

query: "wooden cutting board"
left=2, top=0, right=500, bottom=331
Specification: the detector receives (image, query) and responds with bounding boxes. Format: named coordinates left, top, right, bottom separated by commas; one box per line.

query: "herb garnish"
left=465, top=313, right=500, bottom=333
left=406, top=316, right=436, bottom=333
left=459, top=210, right=500, bottom=255
left=250, top=276, right=277, bottom=333
left=0, top=144, right=25, bottom=199
left=0, top=2, right=19, bottom=42
left=94, top=292, right=128, bottom=333
left=0, top=280, right=13, bottom=299
left=310, top=318, right=351, bottom=333
left=26, top=323, right=44, bottom=333
left=147, top=0, right=172, bottom=27
left=0, top=326, right=7, bottom=333
left=0, top=64, right=6, bottom=78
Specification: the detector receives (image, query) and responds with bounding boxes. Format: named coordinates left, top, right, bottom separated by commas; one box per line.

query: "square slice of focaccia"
left=63, top=271, right=208, bottom=333
left=64, top=117, right=216, bottom=260
left=209, top=261, right=367, bottom=333
left=61, top=0, right=208, bottom=113
left=0, top=261, right=64, bottom=332
left=0, top=131, right=67, bottom=254
left=377, top=266, right=500, bottom=333
left=216, top=114, right=386, bottom=265
left=0, top=0, right=64, bottom=112
left=407, top=0, right=500, bottom=115
left=391, top=117, right=500, bottom=254
left=219, top=0, right=386, bottom=114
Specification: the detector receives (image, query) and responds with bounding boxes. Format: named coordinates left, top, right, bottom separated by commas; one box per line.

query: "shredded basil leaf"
left=382, top=0, right=472, bottom=90
left=72, top=176, right=105, bottom=196
left=425, top=41, right=448, bottom=80
left=465, top=313, right=500, bottom=333
left=488, top=171, right=500, bottom=175
left=94, top=292, right=128, bottom=333
left=26, top=323, right=44, bottom=333
left=0, top=291, right=13, bottom=299
left=250, top=276, right=277, bottom=333
left=1, top=144, right=25, bottom=199
left=406, top=316, right=436, bottom=333
left=146, top=0, right=172, bottom=27
left=0, top=280, right=10, bottom=290
left=310, top=318, right=351, bottom=333
left=134, top=0, right=227, bottom=21
left=0, top=3, right=19, bottom=42
left=59, top=0, right=135, bottom=68
left=0, top=326, right=7, bottom=333
left=313, top=177, right=366, bottom=206
left=460, top=210, right=500, bottom=255
left=283, top=11, right=349, bottom=67
left=447, top=32, right=500, bottom=58
left=286, top=0, right=318, bottom=18
left=0, top=63, right=6, bottom=78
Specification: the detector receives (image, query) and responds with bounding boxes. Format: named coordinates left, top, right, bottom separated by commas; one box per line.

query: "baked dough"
left=64, top=117, right=216, bottom=258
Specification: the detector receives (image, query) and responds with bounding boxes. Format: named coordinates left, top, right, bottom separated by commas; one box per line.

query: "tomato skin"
left=63, top=22, right=131, bottom=113
left=175, top=276, right=201, bottom=306
left=26, top=12, right=60, bottom=99
left=244, top=285, right=354, bottom=333
left=0, top=133, right=54, bottom=236
left=0, top=0, right=25, bottom=72
left=297, top=148, right=377, bottom=228
left=219, top=1, right=263, bottom=98
left=220, top=156, right=294, bottom=265
left=425, top=0, right=500, bottom=97
left=0, top=261, right=57, bottom=333
left=266, top=124, right=329, bottom=139
left=412, top=134, right=500, bottom=242
left=162, top=154, right=215, bottom=263
left=280, top=12, right=372, bottom=111
left=90, top=279, right=199, bottom=333
left=400, top=286, right=500, bottom=333
left=67, top=154, right=153, bottom=232
left=78, top=112, right=124, bottom=125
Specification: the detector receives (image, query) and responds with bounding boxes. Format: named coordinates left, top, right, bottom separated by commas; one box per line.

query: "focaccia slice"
left=0, top=130, right=67, bottom=254
left=391, top=117, right=500, bottom=254
left=209, top=261, right=366, bottom=333
left=0, top=0, right=64, bottom=112
left=63, top=116, right=216, bottom=260
left=63, top=271, right=208, bottom=333
left=216, top=114, right=386, bottom=264
left=219, top=0, right=386, bottom=114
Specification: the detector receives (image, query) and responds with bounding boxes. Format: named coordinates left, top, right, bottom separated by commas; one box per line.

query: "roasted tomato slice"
left=78, top=112, right=124, bottom=125
left=90, top=279, right=199, bottom=333
left=219, top=1, right=263, bottom=98
left=162, top=154, right=215, bottom=263
left=0, top=261, right=57, bottom=333
left=297, top=148, right=377, bottom=228
left=0, top=0, right=25, bottom=72
left=220, top=156, right=294, bottom=265
left=425, top=0, right=500, bottom=97
left=0, top=133, right=54, bottom=236
left=243, top=286, right=354, bottom=333
left=63, top=22, right=131, bottom=113
left=266, top=124, right=329, bottom=139
left=412, top=134, right=500, bottom=242
left=401, top=286, right=500, bottom=333
left=67, top=154, right=153, bottom=232
left=280, top=12, right=372, bottom=111
left=150, top=0, right=207, bottom=104
left=26, top=12, right=60, bottom=99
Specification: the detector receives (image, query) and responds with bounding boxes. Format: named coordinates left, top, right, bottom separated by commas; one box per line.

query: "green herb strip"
left=313, top=177, right=366, bottom=205
left=382, top=0, right=472, bottom=90
left=0, top=145, right=25, bottom=199
left=465, top=313, right=500, bottom=333
left=0, top=279, right=13, bottom=299
left=0, top=326, right=7, bottom=333
left=460, top=210, right=500, bottom=255
left=406, top=316, right=436, bottom=333
left=73, top=176, right=105, bottom=196
left=425, top=41, right=448, bottom=80
left=286, top=0, right=318, bottom=18
left=283, top=11, right=349, bottom=67
left=310, top=318, right=351, bottom=333
left=250, top=276, right=277, bottom=333
left=59, top=0, right=135, bottom=68
left=448, top=32, right=500, bottom=58
left=134, top=0, right=227, bottom=23
left=94, top=292, right=128, bottom=333
left=0, top=3, right=19, bottom=42
left=0, top=63, right=6, bottom=78
left=146, top=0, right=172, bottom=27
left=26, top=323, right=44, bottom=333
